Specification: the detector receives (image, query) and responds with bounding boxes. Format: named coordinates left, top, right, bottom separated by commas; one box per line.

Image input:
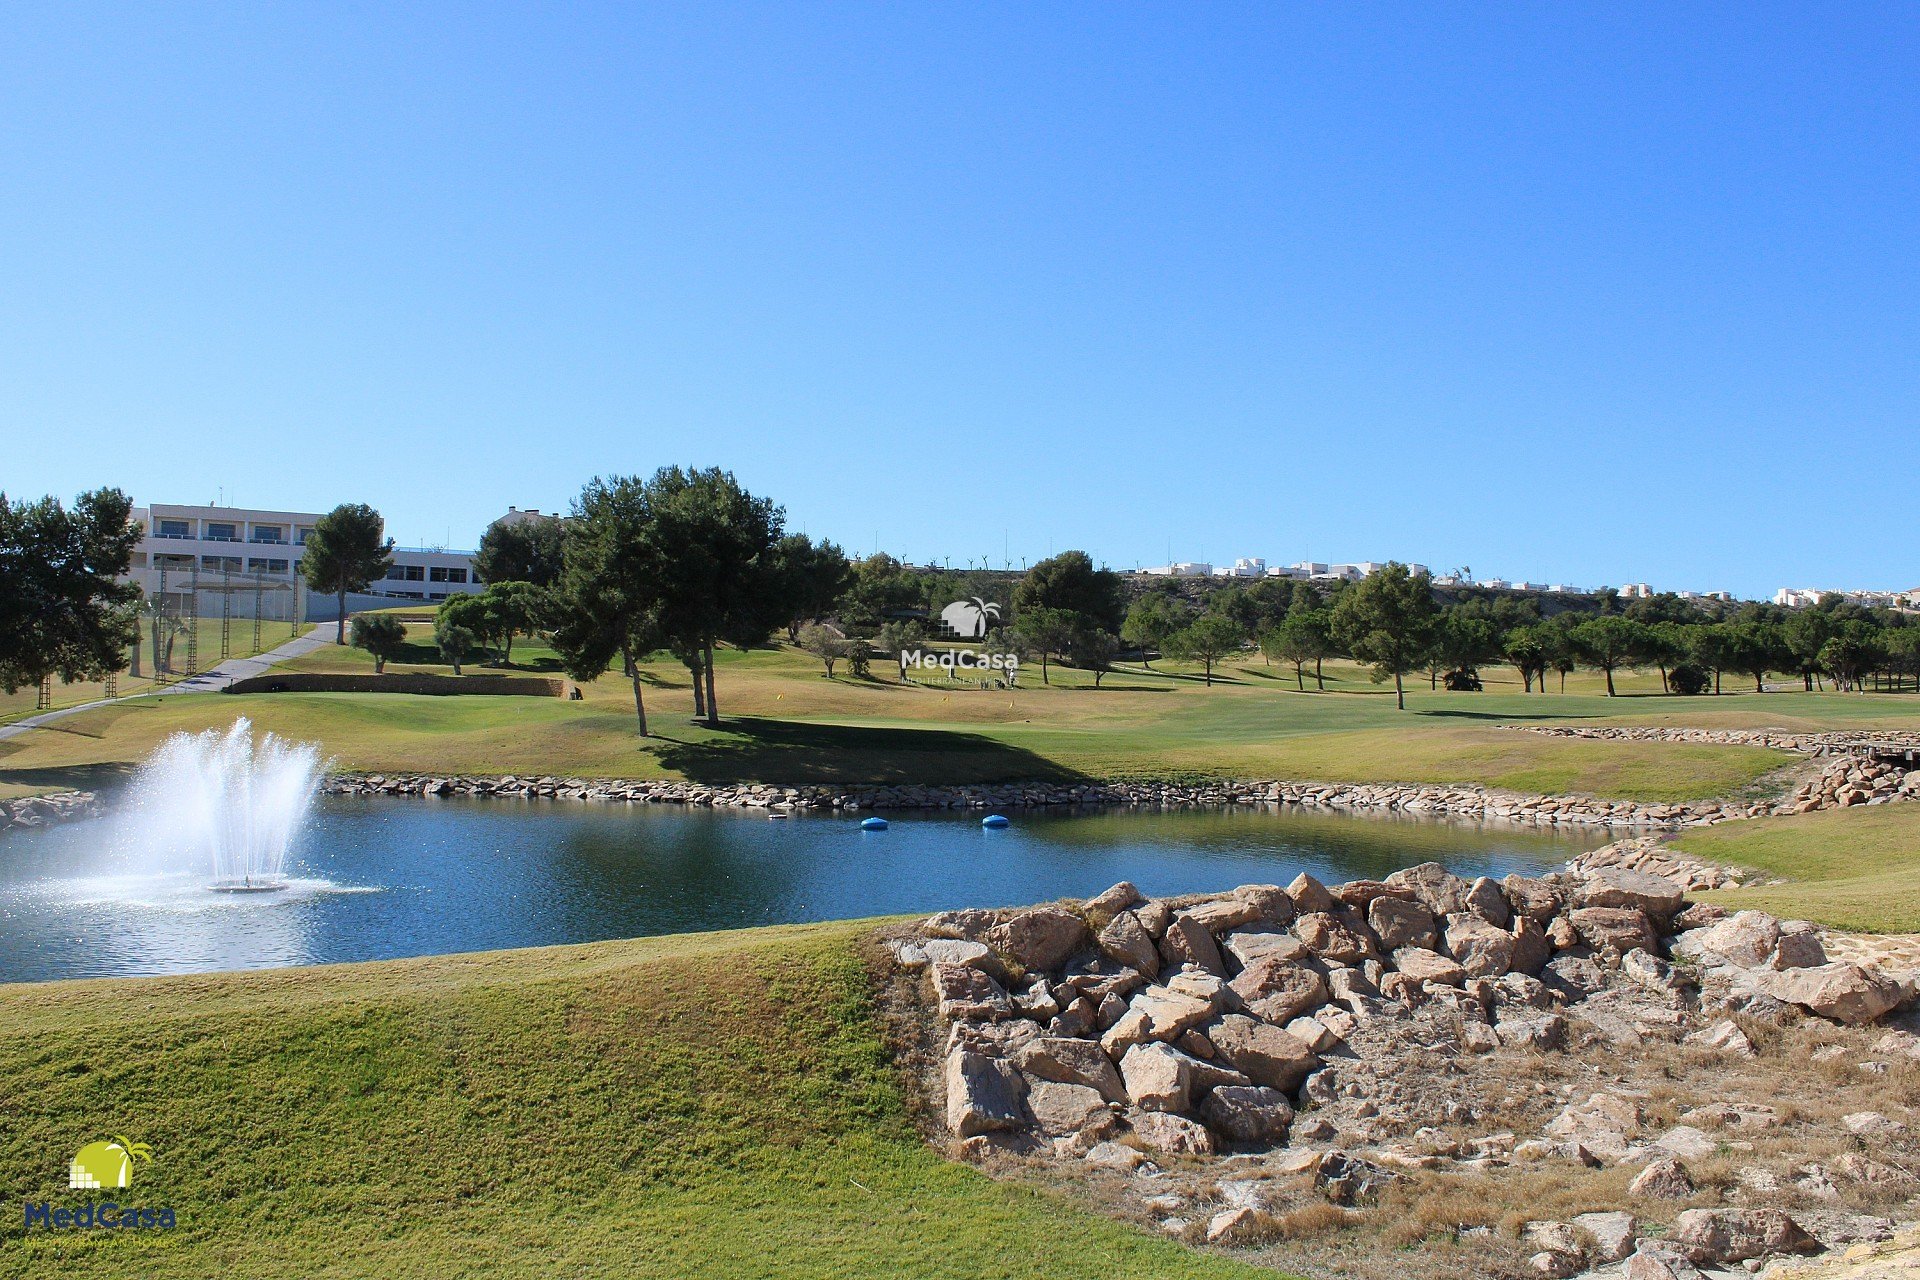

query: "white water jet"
left=120, top=718, right=325, bottom=891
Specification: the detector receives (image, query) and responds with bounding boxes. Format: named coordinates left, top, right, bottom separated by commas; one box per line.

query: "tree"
left=473, top=516, right=567, bottom=589
left=1782, top=609, right=1835, bottom=691
left=1725, top=620, right=1785, bottom=694
left=301, top=503, right=394, bottom=644
left=1120, top=593, right=1191, bottom=668
left=1329, top=563, right=1439, bottom=710
left=835, top=553, right=935, bottom=636
left=437, top=593, right=506, bottom=662
left=548, top=476, right=664, bottom=736
left=1066, top=622, right=1121, bottom=687
left=1504, top=625, right=1549, bottom=693
left=1819, top=624, right=1882, bottom=692
left=1261, top=613, right=1327, bottom=690
left=797, top=623, right=850, bottom=678
left=1431, top=612, right=1499, bottom=690
left=1569, top=615, right=1648, bottom=697
left=769, top=534, right=852, bottom=642
left=1012, top=551, right=1126, bottom=634
left=1011, top=606, right=1075, bottom=685
left=1164, top=614, right=1245, bottom=687
left=1642, top=621, right=1689, bottom=693
left=1684, top=622, right=1738, bottom=695
left=480, top=580, right=548, bottom=664
left=0, top=488, right=142, bottom=695
left=435, top=621, right=476, bottom=674
left=350, top=613, right=408, bottom=674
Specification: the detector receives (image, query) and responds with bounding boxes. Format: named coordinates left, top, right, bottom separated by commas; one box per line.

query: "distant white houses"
left=1774, top=587, right=1920, bottom=609
left=1140, top=561, right=1214, bottom=578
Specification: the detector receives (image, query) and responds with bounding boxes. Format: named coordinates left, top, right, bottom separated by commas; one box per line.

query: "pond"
left=0, top=797, right=1613, bottom=984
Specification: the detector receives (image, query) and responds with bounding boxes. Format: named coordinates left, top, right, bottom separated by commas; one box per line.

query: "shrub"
left=1668, top=662, right=1711, bottom=695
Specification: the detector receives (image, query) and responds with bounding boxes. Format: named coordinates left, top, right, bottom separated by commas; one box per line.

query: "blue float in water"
left=859, top=817, right=889, bottom=831
left=981, top=814, right=1010, bottom=829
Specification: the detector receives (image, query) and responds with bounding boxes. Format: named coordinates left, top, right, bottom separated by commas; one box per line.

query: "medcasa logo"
left=22, top=1135, right=177, bottom=1232
left=904, top=599, right=1021, bottom=678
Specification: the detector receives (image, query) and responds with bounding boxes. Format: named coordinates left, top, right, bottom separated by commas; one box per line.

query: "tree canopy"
left=301, top=503, right=394, bottom=644
left=1328, top=563, right=1438, bottom=710
left=0, top=488, right=142, bottom=695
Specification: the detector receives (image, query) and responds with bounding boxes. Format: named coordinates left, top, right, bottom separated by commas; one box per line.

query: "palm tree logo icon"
left=940, top=597, right=1001, bottom=639
left=69, top=1136, right=152, bottom=1190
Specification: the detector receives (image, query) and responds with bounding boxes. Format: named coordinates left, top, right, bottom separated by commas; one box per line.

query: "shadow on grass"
left=0, top=761, right=140, bottom=795
left=647, top=717, right=1087, bottom=785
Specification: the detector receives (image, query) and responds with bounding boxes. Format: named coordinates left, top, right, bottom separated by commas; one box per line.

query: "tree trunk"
left=1040, top=651, right=1050, bottom=685
left=1755, top=672, right=1764, bottom=693
left=623, top=642, right=649, bottom=737
left=703, top=640, right=720, bottom=726
left=1204, top=659, right=1212, bottom=687
left=1394, top=670, right=1405, bottom=710
left=336, top=589, right=348, bottom=643
left=1314, top=658, right=1324, bottom=691
left=1604, top=665, right=1615, bottom=696
left=1559, top=670, right=1566, bottom=693
left=1294, top=663, right=1304, bottom=691
left=504, top=631, right=514, bottom=664
left=690, top=661, right=707, bottom=717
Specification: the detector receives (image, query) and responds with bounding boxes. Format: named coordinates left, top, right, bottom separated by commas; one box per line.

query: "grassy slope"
left=0, top=923, right=1273, bottom=1280
left=2, top=643, right=1862, bottom=803
left=1677, top=803, right=1920, bottom=933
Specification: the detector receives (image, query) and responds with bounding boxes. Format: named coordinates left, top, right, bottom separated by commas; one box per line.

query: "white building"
left=1142, top=561, right=1213, bottom=578
left=1212, top=558, right=1265, bottom=578
left=130, top=502, right=484, bottom=621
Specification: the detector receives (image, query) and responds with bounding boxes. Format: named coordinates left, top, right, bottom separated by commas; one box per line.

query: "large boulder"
left=1201, top=1085, right=1294, bottom=1144
left=945, top=1050, right=1029, bottom=1136
left=1443, top=914, right=1515, bottom=978
left=1294, top=911, right=1377, bottom=962
left=1015, top=1036, right=1126, bottom=1103
left=1228, top=957, right=1329, bottom=1024
left=1204, top=1014, right=1320, bottom=1092
left=1386, top=862, right=1472, bottom=916
left=1158, top=914, right=1227, bottom=976
left=1669, top=1209, right=1815, bottom=1264
left=1120, top=1041, right=1249, bottom=1112
left=1569, top=906, right=1659, bottom=958
left=1755, top=962, right=1904, bottom=1024
left=933, top=962, right=1015, bottom=1020
left=1771, top=923, right=1828, bottom=970
left=1392, top=946, right=1467, bottom=987
left=1628, top=1157, right=1695, bottom=1200
left=1127, top=1109, right=1216, bottom=1156
left=1677, top=910, right=1780, bottom=967
left=1025, top=1080, right=1114, bottom=1138
left=1502, top=873, right=1561, bottom=923
left=1220, top=929, right=1308, bottom=970
left=1368, top=895, right=1439, bottom=950
left=1509, top=918, right=1551, bottom=976
left=1573, top=1211, right=1639, bottom=1263
left=1095, top=911, right=1160, bottom=977
left=1576, top=867, right=1686, bottom=921
left=922, top=908, right=998, bottom=940
left=1083, top=881, right=1143, bottom=927
left=1178, top=897, right=1265, bottom=933
left=1464, top=876, right=1512, bottom=926
left=1285, top=872, right=1338, bottom=915
left=987, top=906, right=1090, bottom=972
left=1098, top=983, right=1217, bottom=1056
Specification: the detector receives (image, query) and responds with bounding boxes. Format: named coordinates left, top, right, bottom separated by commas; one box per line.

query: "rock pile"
left=0, top=790, right=99, bottom=832
left=1566, top=836, right=1750, bottom=893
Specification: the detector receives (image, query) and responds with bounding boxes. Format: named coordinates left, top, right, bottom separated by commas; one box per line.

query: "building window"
left=405, top=565, right=425, bottom=582
left=205, top=522, right=238, bottom=541
left=429, top=566, right=468, bottom=583
left=295, top=526, right=313, bottom=545
left=385, top=565, right=408, bottom=581
left=247, top=558, right=290, bottom=574
left=448, top=568, right=467, bottom=584
left=156, top=519, right=191, bottom=539
left=250, top=525, right=285, bottom=544
left=202, top=555, right=242, bottom=572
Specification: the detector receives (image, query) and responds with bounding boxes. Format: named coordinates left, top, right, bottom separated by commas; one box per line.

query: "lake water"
left=0, top=797, right=1612, bottom=984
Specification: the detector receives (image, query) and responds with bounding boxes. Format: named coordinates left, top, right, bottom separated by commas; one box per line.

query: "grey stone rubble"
left=320, top=773, right=1795, bottom=828
left=891, top=843, right=1920, bottom=1273
left=0, top=790, right=100, bottom=832
left=1566, top=836, right=1752, bottom=893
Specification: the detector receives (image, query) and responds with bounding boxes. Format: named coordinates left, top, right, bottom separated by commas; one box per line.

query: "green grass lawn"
left=1676, top=803, right=1920, bottom=933
left=11, top=639, right=1904, bottom=801
left=0, top=923, right=1276, bottom=1280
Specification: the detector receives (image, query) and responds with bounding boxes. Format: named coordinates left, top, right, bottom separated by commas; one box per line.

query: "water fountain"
left=122, top=718, right=325, bottom=892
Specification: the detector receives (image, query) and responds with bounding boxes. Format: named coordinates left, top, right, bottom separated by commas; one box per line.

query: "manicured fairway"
left=1677, top=802, right=1920, bottom=933
left=0, top=922, right=1279, bottom=1280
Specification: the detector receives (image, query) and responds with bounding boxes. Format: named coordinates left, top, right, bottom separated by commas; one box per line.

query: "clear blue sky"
left=3, top=5, right=1914, bottom=597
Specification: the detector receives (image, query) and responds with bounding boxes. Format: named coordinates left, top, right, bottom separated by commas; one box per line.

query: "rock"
left=1495, top=1011, right=1567, bottom=1051
left=1671, top=902, right=1725, bottom=930
left=987, top=906, right=1090, bottom=972
left=1385, top=862, right=1472, bottom=916
left=1294, top=911, right=1375, bottom=963
left=1622, top=1246, right=1705, bottom=1280
left=1509, top=918, right=1551, bottom=976
left=1331, top=878, right=1399, bottom=907
left=1120, top=1041, right=1235, bottom=1112
left=1012, top=978, right=1059, bottom=1019
left=1527, top=1251, right=1581, bottom=1278
left=1049, top=997, right=1096, bottom=1038
left=1569, top=906, right=1659, bottom=958
left=1572, top=1211, right=1638, bottom=1263
left=1577, top=867, right=1685, bottom=920
left=1204, top=1014, right=1321, bottom=1092
left=1135, top=899, right=1172, bottom=938
left=1084, top=881, right=1143, bottom=927
left=1543, top=953, right=1606, bottom=997
left=1503, top=874, right=1561, bottom=923
left=922, top=908, right=998, bottom=940
left=1025, top=1080, right=1114, bottom=1138
left=1163, top=967, right=1233, bottom=1011
left=1443, top=914, right=1515, bottom=978
left=1546, top=916, right=1579, bottom=949
left=1205, top=1206, right=1277, bottom=1246
left=1679, top=1102, right=1776, bottom=1130
left=1178, top=897, right=1264, bottom=934
left=1081, top=1139, right=1148, bottom=1170
left=1128, top=1109, right=1216, bottom=1156
left=1842, top=1111, right=1905, bottom=1136
left=1201, top=1085, right=1294, bottom=1144
left=945, top=1050, right=1029, bottom=1137
left=1284, top=1015, right=1338, bottom=1052
left=1669, top=1208, right=1814, bottom=1263
left=1465, top=876, right=1512, bottom=926
left=1232, top=883, right=1295, bottom=924
left=1873, top=1028, right=1920, bottom=1061
left=1628, top=1157, right=1695, bottom=1200
left=1833, top=1152, right=1913, bottom=1186
left=1525, top=1221, right=1584, bottom=1256
left=1771, top=923, right=1827, bottom=969
left=1392, top=946, right=1467, bottom=987
left=1228, top=957, right=1329, bottom=1024
left=1651, top=1125, right=1716, bottom=1160
left=1685, top=1019, right=1755, bottom=1057
left=1158, top=914, right=1227, bottom=977
left=933, top=962, right=1015, bottom=1020
left=1016, top=1036, right=1127, bottom=1103
left=1368, top=896, right=1439, bottom=950
left=1285, top=872, right=1338, bottom=915
left=1756, top=962, right=1903, bottom=1024
left=945, top=1016, right=1043, bottom=1059
left=1096, top=912, right=1161, bottom=977
left=1220, top=929, right=1308, bottom=970
left=1315, top=1149, right=1393, bottom=1204
left=1682, top=910, right=1781, bottom=967
left=1622, top=948, right=1684, bottom=993
left=1099, top=984, right=1217, bottom=1057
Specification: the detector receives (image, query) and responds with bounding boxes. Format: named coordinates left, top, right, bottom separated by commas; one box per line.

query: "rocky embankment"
left=0, top=790, right=100, bottom=832
left=889, top=846, right=1920, bottom=1278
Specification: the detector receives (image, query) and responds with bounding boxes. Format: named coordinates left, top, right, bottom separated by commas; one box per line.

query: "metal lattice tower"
left=37, top=676, right=52, bottom=711
left=253, top=571, right=265, bottom=654
left=291, top=574, right=301, bottom=639
left=185, top=565, right=201, bottom=678
left=104, top=672, right=118, bottom=698
left=152, top=566, right=168, bottom=684
left=220, top=565, right=234, bottom=660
